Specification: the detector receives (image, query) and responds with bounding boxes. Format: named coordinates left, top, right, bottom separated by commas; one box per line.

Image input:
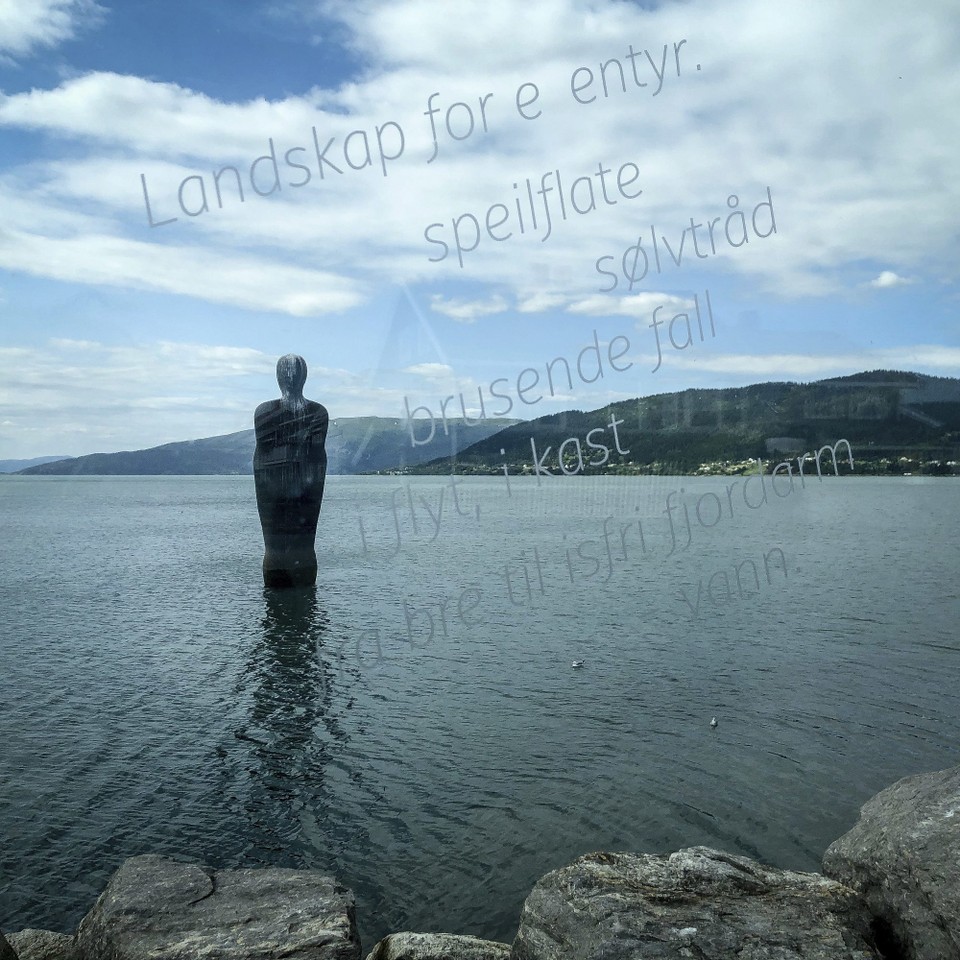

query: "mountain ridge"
left=14, top=417, right=519, bottom=476
left=0, top=455, right=74, bottom=474
left=410, top=369, right=960, bottom=476
left=12, top=370, right=960, bottom=477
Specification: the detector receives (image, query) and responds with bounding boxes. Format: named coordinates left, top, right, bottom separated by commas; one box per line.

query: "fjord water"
left=1, top=474, right=958, bottom=946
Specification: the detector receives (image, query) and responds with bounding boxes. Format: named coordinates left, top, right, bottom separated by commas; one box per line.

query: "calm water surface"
left=1, top=474, right=958, bottom=947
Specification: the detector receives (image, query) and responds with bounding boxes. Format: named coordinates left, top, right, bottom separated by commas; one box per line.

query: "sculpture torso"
left=253, top=397, right=329, bottom=500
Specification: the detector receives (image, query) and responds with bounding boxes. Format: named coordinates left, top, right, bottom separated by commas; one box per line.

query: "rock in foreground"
left=5, top=929, right=79, bottom=960
left=365, top=932, right=510, bottom=959
left=824, top=764, right=960, bottom=960
left=513, top=846, right=882, bottom=960
left=75, top=854, right=360, bottom=960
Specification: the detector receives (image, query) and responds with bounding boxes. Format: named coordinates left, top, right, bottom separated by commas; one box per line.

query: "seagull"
left=572, top=660, right=585, bottom=668
left=710, top=716, right=718, bottom=728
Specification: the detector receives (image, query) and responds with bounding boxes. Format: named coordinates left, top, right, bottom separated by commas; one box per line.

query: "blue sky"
left=0, top=0, right=958, bottom=458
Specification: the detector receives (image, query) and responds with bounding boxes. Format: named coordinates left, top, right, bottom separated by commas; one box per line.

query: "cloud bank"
left=0, top=0, right=956, bottom=315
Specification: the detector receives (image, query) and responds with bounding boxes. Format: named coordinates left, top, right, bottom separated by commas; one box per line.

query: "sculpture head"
left=276, top=354, right=307, bottom=398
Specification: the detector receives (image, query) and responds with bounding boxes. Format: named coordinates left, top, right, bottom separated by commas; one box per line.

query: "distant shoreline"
left=400, top=456, right=960, bottom=478
left=5, top=465, right=956, bottom=479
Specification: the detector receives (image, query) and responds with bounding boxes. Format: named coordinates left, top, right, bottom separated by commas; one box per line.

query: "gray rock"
left=0, top=931, right=18, bottom=960
left=512, top=847, right=882, bottom=960
left=75, top=854, right=360, bottom=960
left=364, top=932, right=510, bottom=959
left=823, top=764, right=960, bottom=960
left=5, top=929, right=79, bottom=960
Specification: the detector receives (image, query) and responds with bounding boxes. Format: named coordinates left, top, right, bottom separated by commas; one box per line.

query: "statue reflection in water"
left=254, top=354, right=329, bottom=588
left=216, top=587, right=393, bottom=943
left=229, top=587, right=369, bottom=861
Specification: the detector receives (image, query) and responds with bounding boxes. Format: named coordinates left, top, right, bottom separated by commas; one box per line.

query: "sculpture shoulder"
left=304, top=400, right=329, bottom=421
left=253, top=398, right=326, bottom=432
left=254, top=400, right=280, bottom=421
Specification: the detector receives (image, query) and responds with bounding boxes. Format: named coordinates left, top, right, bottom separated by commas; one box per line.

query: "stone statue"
left=254, top=354, right=329, bottom=588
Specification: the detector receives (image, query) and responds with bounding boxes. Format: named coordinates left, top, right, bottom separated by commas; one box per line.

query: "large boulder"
left=75, top=854, right=360, bottom=960
left=364, top=932, right=510, bottom=959
left=5, top=929, right=79, bottom=960
left=823, top=764, right=960, bottom=960
left=512, top=847, right=882, bottom=960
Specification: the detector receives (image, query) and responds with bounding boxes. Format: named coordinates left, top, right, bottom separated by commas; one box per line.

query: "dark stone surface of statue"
left=254, top=355, right=328, bottom=588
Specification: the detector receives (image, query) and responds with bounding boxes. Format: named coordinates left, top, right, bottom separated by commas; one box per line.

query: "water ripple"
left=1, top=475, right=959, bottom=948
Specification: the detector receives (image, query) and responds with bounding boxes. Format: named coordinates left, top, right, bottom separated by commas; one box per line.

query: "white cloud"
left=568, top=292, right=695, bottom=317
left=0, top=71, right=316, bottom=158
left=0, top=340, right=276, bottom=394
left=429, top=293, right=508, bottom=321
left=0, top=339, right=418, bottom=457
left=647, top=346, right=960, bottom=378
left=0, top=0, right=104, bottom=60
left=0, top=0, right=957, bottom=312
left=402, top=362, right=455, bottom=378
left=517, top=292, right=569, bottom=313
left=0, top=220, right=364, bottom=315
left=869, top=270, right=914, bottom=289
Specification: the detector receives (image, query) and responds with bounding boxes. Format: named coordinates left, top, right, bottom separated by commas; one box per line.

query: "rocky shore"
left=3, top=764, right=957, bottom=960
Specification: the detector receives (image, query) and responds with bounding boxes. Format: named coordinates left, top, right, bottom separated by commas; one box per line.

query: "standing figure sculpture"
left=254, top=354, right=329, bottom=588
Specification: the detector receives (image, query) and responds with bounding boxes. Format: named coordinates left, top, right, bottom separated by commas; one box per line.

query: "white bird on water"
left=572, top=660, right=584, bottom=668
left=710, top=716, right=718, bottom=728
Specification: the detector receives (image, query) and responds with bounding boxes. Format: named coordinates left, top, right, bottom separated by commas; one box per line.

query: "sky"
left=0, top=0, right=958, bottom=459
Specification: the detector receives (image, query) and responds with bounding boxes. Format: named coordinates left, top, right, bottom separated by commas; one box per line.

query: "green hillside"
left=407, top=370, right=960, bottom=477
